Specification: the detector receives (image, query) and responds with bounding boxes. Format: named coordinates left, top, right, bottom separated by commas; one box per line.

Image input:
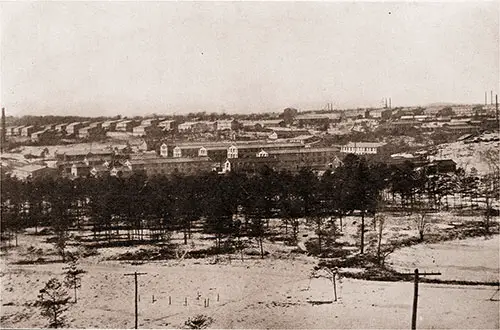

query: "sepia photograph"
left=0, top=1, right=499, bottom=329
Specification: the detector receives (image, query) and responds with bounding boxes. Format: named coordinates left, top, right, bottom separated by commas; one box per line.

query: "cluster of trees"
left=36, top=257, right=85, bottom=328
left=390, top=162, right=499, bottom=215
left=1, top=154, right=498, bottom=256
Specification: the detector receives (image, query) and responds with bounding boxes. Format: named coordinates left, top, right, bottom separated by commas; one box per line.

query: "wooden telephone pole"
left=401, top=269, right=441, bottom=330
left=124, top=271, right=147, bottom=329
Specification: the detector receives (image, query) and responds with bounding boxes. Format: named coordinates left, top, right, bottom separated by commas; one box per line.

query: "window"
left=257, top=150, right=268, bottom=158
left=173, top=147, right=182, bottom=158
left=227, top=145, right=238, bottom=159
left=160, top=144, right=168, bottom=157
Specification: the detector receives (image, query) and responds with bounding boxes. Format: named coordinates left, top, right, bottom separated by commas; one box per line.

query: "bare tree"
left=308, top=215, right=325, bottom=254
left=479, top=150, right=500, bottom=235
left=480, top=174, right=499, bottom=235
left=414, top=211, right=430, bottom=242
left=375, top=214, right=385, bottom=262
left=367, top=214, right=397, bottom=266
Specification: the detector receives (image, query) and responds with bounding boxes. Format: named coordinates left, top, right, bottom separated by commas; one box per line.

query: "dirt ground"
left=1, top=232, right=499, bottom=329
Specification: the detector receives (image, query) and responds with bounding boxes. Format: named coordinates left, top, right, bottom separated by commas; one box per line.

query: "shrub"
left=184, top=314, right=214, bottom=329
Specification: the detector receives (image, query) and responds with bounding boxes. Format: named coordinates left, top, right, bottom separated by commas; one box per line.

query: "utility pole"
left=400, top=269, right=441, bottom=330
left=124, top=271, right=147, bottom=329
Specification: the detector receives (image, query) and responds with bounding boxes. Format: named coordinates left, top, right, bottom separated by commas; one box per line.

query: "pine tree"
left=36, top=278, right=71, bottom=328
left=63, top=257, right=85, bottom=303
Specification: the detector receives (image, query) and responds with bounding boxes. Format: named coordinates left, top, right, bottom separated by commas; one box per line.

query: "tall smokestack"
left=491, top=91, right=493, bottom=105
left=485, top=91, right=488, bottom=105
left=384, top=98, right=387, bottom=109
left=389, top=98, right=392, bottom=109
left=1, top=107, right=6, bottom=153
left=496, top=94, right=499, bottom=129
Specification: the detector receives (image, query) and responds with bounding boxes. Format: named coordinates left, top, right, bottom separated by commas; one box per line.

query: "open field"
left=1, top=220, right=499, bottom=329
left=1, top=251, right=499, bottom=329
left=388, top=235, right=499, bottom=282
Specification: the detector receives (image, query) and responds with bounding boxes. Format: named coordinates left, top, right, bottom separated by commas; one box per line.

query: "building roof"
left=172, top=141, right=305, bottom=150
left=268, top=147, right=339, bottom=154
left=129, top=157, right=213, bottom=165
left=431, top=159, right=457, bottom=165
left=57, top=149, right=114, bottom=156
left=129, top=151, right=158, bottom=160
left=445, top=125, right=478, bottom=130
left=71, top=162, right=91, bottom=168
left=290, top=135, right=316, bottom=141
left=116, top=120, right=133, bottom=125
left=159, top=120, right=176, bottom=125
left=295, top=113, right=340, bottom=120
left=31, top=129, right=48, bottom=135
left=13, top=164, right=48, bottom=173
left=239, top=119, right=284, bottom=127
left=344, top=142, right=387, bottom=148
left=268, top=127, right=309, bottom=132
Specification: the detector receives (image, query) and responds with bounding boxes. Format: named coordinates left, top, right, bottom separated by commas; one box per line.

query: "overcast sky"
left=1, top=1, right=498, bottom=117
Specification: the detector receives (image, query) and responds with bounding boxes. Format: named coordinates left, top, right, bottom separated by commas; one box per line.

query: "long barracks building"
left=55, top=141, right=341, bottom=178
left=133, top=141, right=342, bottom=176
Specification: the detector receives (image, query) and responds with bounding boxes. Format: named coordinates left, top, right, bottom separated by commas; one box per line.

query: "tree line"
left=1, top=154, right=498, bottom=256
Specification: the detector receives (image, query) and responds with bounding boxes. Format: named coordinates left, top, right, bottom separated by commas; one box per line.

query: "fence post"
left=333, top=271, right=337, bottom=302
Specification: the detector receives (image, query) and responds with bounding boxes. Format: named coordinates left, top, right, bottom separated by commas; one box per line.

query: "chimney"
left=491, top=91, right=494, bottom=105
left=389, top=98, right=392, bottom=109
left=485, top=91, right=488, bottom=105
left=496, top=94, right=499, bottom=129
left=384, top=98, right=388, bottom=109
left=1, top=107, right=5, bottom=152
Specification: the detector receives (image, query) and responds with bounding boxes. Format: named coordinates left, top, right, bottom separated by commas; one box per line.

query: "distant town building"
left=160, top=143, right=168, bottom=157
left=116, top=120, right=140, bottom=132
left=31, top=129, right=57, bottom=143
left=11, top=164, right=58, bottom=180
left=66, top=122, right=84, bottom=136
left=294, top=113, right=339, bottom=128
left=101, top=120, right=119, bottom=131
left=54, top=123, right=68, bottom=133
left=340, top=142, right=387, bottom=155
left=158, top=120, right=178, bottom=131
left=178, top=121, right=216, bottom=133
left=129, top=157, right=215, bottom=176
left=215, top=119, right=239, bottom=131
left=240, top=119, right=285, bottom=130
left=21, top=125, right=36, bottom=137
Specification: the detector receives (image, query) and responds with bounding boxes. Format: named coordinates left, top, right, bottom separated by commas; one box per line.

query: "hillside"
left=431, top=133, right=499, bottom=175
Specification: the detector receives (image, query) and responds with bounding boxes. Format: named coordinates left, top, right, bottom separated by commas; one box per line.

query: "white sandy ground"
left=1, top=234, right=499, bottom=329
left=388, top=235, right=500, bottom=282
left=433, top=134, right=500, bottom=175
